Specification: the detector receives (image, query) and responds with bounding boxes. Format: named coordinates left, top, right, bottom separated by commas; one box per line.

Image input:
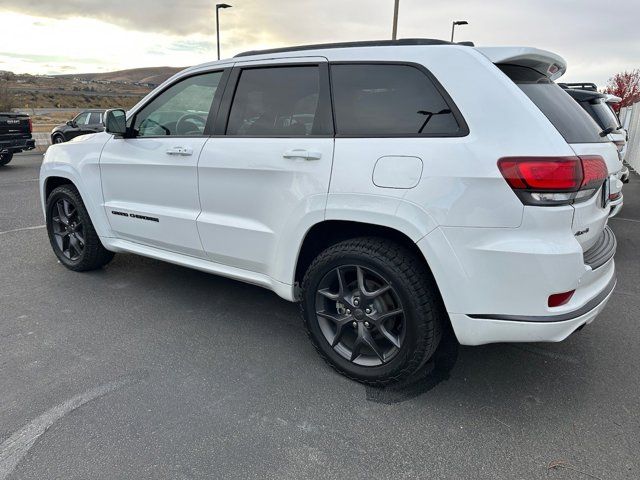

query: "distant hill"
left=60, top=66, right=184, bottom=86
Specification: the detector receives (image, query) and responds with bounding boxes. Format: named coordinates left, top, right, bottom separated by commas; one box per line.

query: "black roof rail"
left=234, top=38, right=473, bottom=58
left=558, top=82, right=598, bottom=92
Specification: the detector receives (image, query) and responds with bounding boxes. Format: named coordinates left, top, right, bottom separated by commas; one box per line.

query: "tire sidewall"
left=302, top=248, right=428, bottom=383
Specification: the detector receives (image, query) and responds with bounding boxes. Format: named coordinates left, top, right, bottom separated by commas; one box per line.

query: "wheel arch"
left=51, top=132, right=65, bottom=143
left=294, top=220, right=444, bottom=302
left=41, top=171, right=112, bottom=239
left=44, top=175, right=74, bottom=200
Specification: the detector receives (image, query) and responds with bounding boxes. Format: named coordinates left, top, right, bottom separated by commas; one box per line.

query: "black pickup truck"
left=0, top=112, right=36, bottom=166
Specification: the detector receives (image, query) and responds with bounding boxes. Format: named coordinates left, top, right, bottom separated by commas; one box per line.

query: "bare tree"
left=604, top=70, right=640, bottom=112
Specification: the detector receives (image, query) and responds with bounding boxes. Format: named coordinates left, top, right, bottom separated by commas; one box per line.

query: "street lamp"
left=391, top=0, right=400, bottom=40
left=450, top=20, right=468, bottom=42
left=216, top=3, right=232, bottom=60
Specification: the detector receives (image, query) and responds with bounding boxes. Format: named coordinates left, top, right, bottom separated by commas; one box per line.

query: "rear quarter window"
left=499, top=64, right=606, bottom=144
left=330, top=63, right=467, bottom=137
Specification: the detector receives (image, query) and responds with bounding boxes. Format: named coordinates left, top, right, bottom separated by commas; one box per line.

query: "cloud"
left=0, top=0, right=637, bottom=85
left=0, top=51, right=105, bottom=65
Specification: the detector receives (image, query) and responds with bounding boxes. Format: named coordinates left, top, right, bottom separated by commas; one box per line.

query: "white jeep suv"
left=40, top=39, right=618, bottom=385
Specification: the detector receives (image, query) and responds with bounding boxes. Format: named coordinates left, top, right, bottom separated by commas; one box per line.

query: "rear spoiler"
left=604, top=94, right=622, bottom=104
left=559, top=82, right=598, bottom=92
left=476, top=47, right=567, bottom=81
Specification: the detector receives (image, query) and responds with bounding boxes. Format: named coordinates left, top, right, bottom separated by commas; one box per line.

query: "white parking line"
left=0, top=378, right=130, bottom=480
left=0, top=179, right=39, bottom=186
left=0, top=225, right=45, bottom=236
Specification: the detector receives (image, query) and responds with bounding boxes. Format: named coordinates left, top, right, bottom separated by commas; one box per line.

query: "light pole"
left=216, top=3, right=232, bottom=60
left=392, top=0, right=400, bottom=40
left=450, top=20, right=468, bottom=42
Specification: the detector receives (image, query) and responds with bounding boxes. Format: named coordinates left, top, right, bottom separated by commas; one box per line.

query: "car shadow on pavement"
left=365, top=327, right=460, bottom=405
left=84, top=250, right=618, bottom=413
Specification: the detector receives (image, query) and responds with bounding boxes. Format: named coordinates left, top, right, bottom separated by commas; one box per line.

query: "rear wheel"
left=301, top=237, right=444, bottom=386
left=46, top=185, right=115, bottom=271
left=0, top=151, right=13, bottom=167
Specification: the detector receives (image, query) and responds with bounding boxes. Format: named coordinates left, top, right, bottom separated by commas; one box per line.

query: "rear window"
left=499, top=64, right=606, bottom=144
left=330, top=64, right=465, bottom=136
left=591, top=101, right=621, bottom=132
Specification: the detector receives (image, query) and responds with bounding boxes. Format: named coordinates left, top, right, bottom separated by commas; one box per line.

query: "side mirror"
left=66, top=120, right=75, bottom=127
left=104, top=109, right=127, bottom=136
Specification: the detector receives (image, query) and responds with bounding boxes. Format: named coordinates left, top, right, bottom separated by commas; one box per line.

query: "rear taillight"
left=28, top=118, right=33, bottom=134
left=497, top=156, right=608, bottom=206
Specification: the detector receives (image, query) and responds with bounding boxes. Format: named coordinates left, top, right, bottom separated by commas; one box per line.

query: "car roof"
left=184, top=41, right=565, bottom=81
left=234, top=38, right=462, bottom=58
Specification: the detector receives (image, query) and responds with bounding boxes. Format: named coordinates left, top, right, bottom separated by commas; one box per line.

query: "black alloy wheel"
left=315, top=265, right=406, bottom=366
left=50, top=197, right=85, bottom=261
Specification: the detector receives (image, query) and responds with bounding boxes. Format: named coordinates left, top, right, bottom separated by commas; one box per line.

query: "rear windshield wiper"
left=417, top=109, right=451, bottom=133
left=599, top=127, right=615, bottom=137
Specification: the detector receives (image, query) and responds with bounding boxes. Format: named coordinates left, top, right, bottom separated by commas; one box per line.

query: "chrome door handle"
left=282, top=149, right=322, bottom=160
left=166, top=146, right=193, bottom=156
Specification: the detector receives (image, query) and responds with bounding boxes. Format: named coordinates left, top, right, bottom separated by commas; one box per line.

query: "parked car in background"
left=40, top=39, right=619, bottom=385
left=50, top=109, right=105, bottom=144
left=0, top=112, right=35, bottom=166
left=561, top=85, right=629, bottom=191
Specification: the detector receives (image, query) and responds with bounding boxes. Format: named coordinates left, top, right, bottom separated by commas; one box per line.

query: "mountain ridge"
left=58, top=66, right=184, bottom=85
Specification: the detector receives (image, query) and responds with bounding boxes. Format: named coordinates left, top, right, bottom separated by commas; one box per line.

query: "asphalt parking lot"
left=1, top=152, right=639, bottom=479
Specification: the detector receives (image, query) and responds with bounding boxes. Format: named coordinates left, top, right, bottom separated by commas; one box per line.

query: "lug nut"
left=352, top=322, right=357, bottom=328
left=353, top=298, right=360, bottom=306
left=365, top=308, right=372, bottom=314
left=364, top=321, right=370, bottom=328
left=346, top=309, right=351, bottom=315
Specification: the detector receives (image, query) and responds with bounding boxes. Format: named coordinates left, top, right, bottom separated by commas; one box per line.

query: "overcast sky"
left=0, top=0, right=637, bottom=87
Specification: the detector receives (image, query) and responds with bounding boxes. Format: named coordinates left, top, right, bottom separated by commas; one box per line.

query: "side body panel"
left=99, top=135, right=210, bottom=258
left=197, top=57, right=335, bottom=283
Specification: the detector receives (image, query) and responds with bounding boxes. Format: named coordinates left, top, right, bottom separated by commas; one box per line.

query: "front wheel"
left=0, top=151, right=13, bottom=167
left=46, top=185, right=115, bottom=271
left=301, top=237, right=444, bottom=386
left=52, top=134, right=65, bottom=144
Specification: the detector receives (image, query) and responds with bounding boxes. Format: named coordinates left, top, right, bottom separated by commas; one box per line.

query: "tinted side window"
left=88, top=112, right=102, bottom=124
left=74, top=112, right=89, bottom=125
left=226, top=66, right=329, bottom=136
left=330, top=64, right=463, bottom=136
left=133, top=71, right=223, bottom=137
left=499, top=64, right=606, bottom=144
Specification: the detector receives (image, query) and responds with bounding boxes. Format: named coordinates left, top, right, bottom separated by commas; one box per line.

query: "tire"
left=46, top=185, right=115, bottom=271
left=0, top=151, right=13, bottom=167
left=52, top=134, right=66, bottom=144
left=301, top=237, right=444, bottom=386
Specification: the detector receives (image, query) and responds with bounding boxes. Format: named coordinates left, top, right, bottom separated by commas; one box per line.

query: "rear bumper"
left=449, top=273, right=615, bottom=345
left=0, top=138, right=35, bottom=153
left=417, top=210, right=617, bottom=346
